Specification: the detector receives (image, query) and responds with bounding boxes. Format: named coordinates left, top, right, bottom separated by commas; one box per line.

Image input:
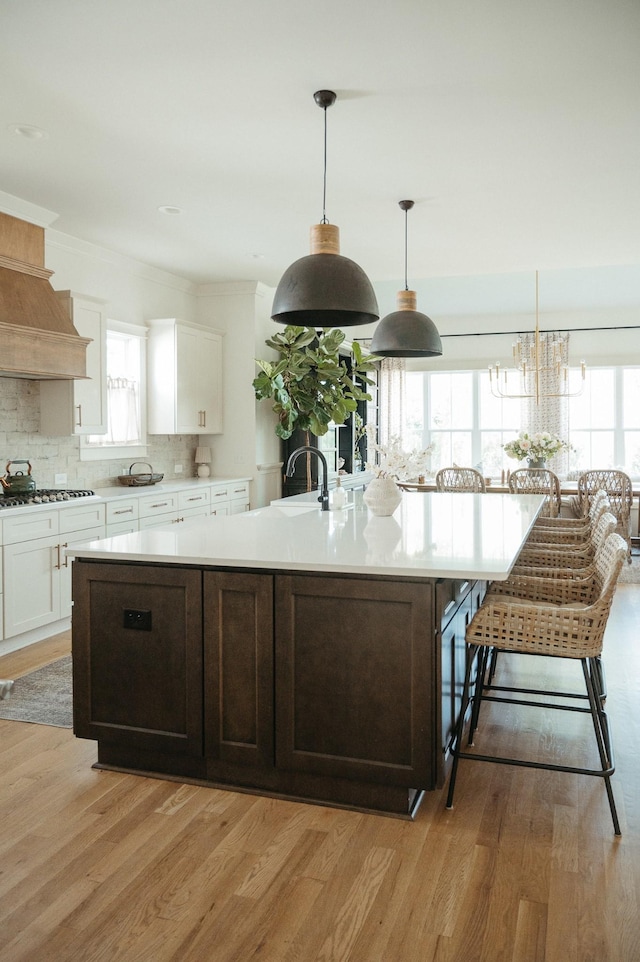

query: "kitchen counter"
left=93, top=475, right=252, bottom=501
left=67, top=490, right=542, bottom=580
left=70, top=490, right=543, bottom=818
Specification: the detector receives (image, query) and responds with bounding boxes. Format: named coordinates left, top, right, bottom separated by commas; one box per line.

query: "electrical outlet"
left=123, top=609, right=152, bottom=631
left=54, top=473, right=67, bottom=486
left=174, top=463, right=183, bottom=473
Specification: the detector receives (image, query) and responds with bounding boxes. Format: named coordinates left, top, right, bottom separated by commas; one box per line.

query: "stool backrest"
left=435, top=467, right=486, bottom=493
left=577, top=470, right=632, bottom=520
left=508, top=468, right=562, bottom=517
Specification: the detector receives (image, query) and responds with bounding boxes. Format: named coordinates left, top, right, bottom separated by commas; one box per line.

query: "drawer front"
left=178, top=488, right=211, bottom=510
left=228, top=481, right=249, bottom=501
left=2, top=509, right=59, bottom=544
left=105, top=499, right=140, bottom=524
left=106, top=520, right=139, bottom=536
left=209, top=484, right=230, bottom=504
left=59, top=502, right=106, bottom=534
left=138, top=492, right=180, bottom=518
left=138, top=512, right=176, bottom=530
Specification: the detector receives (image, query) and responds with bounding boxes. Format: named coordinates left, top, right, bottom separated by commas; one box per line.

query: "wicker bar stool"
left=527, top=489, right=609, bottom=544
left=512, top=510, right=616, bottom=571
left=485, top=531, right=623, bottom=705
left=435, top=467, right=486, bottom=493
left=574, top=470, right=633, bottom=559
left=446, top=533, right=627, bottom=835
left=508, top=467, right=562, bottom=518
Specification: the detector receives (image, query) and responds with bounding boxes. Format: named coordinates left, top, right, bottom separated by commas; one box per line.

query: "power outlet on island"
left=123, top=609, right=152, bottom=631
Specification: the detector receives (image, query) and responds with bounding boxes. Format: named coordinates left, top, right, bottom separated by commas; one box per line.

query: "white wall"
left=196, top=281, right=281, bottom=506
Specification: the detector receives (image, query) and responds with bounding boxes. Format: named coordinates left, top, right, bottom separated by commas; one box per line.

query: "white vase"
left=363, top=477, right=402, bottom=517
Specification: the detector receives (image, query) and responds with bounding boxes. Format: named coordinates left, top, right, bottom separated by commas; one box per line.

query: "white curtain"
left=106, top=376, right=140, bottom=444
left=379, top=357, right=406, bottom=445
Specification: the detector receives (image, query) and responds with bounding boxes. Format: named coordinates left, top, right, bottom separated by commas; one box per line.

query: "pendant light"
left=271, top=90, right=379, bottom=328
left=370, top=200, right=442, bottom=357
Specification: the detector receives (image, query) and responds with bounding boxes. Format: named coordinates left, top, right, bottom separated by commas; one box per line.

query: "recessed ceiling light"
left=158, top=205, right=183, bottom=215
left=9, top=124, right=49, bottom=141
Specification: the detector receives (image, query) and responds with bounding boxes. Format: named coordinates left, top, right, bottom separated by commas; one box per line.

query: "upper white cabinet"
left=40, top=291, right=107, bottom=436
left=147, top=319, right=223, bottom=435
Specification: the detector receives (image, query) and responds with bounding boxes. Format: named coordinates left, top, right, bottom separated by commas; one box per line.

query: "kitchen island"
left=68, top=490, right=542, bottom=817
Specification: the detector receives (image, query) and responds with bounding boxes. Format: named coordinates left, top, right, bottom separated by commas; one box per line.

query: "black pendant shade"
left=370, top=291, right=442, bottom=357
left=271, top=90, right=379, bottom=329
left=370, top=200, right=443, bottom=358
left=271, top=224, right=379, bottom=328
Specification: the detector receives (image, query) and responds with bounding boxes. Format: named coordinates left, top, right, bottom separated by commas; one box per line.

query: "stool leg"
left=446, top=643, right=479, bottom=810
left=582, top=658, right=621, bottom=836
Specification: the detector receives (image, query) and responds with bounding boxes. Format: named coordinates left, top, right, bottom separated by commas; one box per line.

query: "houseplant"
left=253, top=325, right=378, bottom=440
left=503, top=430, right=569, bottom=467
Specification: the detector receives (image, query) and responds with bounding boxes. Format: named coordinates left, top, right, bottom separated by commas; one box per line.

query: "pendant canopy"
left=271, top=91, right=379, bottom=329
left=370, top=200, right=442, bottom=357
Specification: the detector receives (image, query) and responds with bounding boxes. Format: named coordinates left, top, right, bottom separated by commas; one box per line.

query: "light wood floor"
left=1, top=587, right=639, bottom=962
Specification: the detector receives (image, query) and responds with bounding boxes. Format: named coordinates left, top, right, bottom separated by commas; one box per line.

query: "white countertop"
left=0, top=476, right=251, bottom=518
left=93, top=476, right=252, bottom=501
left=66, top=489, right=544, bottom=580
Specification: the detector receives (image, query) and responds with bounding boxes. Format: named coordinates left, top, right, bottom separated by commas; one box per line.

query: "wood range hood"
left=0, top=211, right=90, bottom=379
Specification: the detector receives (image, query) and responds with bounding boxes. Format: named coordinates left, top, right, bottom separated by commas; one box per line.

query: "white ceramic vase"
left=363, top=476, right=402, bottom=517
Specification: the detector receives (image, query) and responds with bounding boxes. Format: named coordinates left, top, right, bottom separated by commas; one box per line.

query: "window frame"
left=79, top=319, right=148, bottom=463
left=405, top=364, right=640, bottom=479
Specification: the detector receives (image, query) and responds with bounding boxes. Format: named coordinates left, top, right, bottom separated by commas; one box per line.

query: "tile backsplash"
left=0, top=378, right=199, bottom=489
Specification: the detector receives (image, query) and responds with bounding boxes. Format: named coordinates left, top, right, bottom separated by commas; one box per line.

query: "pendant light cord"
left=321, top=104, right=329, bottom=224
left=404, top=206, right=409, bottom=290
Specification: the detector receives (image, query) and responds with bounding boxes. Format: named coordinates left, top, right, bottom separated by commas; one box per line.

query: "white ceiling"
left=1, top=0, right=639, bottom=315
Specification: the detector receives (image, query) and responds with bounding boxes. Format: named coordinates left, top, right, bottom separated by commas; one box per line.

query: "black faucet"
left=285, top=446, right=330, bottom=511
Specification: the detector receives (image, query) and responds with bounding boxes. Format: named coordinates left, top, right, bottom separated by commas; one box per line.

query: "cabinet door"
left=72, top=562, right=203, bottom=757
left=176, top=327, right=222, bottom=434
left=203, top=571, right=274, bottom=768
left=3, top=534, right=61, bottom=636
left=275, top=574, right=434, bottom=788
left=70, top=295, right=108, bottom=432
left=175, top=325, right=203, bottom=433
left=40, top=292, right=107, bottom=435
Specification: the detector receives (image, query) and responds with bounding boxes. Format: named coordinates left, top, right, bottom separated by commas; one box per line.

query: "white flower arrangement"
left=365, top=425, right=434, bottom=480
left=503, top=430, right=569, bottom=462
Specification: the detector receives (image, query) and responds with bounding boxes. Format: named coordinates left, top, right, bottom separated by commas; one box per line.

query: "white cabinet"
left=40, top=291, right=108, bottom=435
left=137, top=488, right=211, bottom=530
left=147, top=319, right=223, bottom=435
left=228, top=481, right=250, bottom=514
left=105, top=496, right=139, bottom=536
left=2, top=503, right=105, bottom=637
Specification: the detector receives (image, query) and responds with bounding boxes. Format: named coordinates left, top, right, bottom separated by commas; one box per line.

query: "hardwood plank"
left=0, top=592, right=639, bottom=961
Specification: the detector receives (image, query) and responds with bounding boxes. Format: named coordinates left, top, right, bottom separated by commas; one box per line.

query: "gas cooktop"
left=0, top=489, right=96, bottom=509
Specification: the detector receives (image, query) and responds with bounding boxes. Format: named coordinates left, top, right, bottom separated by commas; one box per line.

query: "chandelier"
left=488, top=271, right=586, bottom=403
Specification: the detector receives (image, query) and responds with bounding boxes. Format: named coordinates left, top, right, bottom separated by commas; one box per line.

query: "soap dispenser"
left=331, top=476, right=347, bottom=509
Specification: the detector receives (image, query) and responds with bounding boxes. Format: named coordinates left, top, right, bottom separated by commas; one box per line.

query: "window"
left=405, top=370, right=519, bottom=475
left=80, top=321, right=147, bottom=462
left=404, top=365, right=640, bottom=479
left=566, top=366, right=640, bottom=477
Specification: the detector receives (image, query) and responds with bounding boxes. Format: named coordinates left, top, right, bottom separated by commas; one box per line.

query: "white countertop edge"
left=66, top=492, right=545, bottom=581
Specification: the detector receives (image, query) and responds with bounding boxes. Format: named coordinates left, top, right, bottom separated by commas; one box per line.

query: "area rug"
left=0, top=656, right=72, bottom=728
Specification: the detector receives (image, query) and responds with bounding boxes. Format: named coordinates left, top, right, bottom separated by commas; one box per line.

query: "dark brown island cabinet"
left=71, top=560, right=485, bottom=818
